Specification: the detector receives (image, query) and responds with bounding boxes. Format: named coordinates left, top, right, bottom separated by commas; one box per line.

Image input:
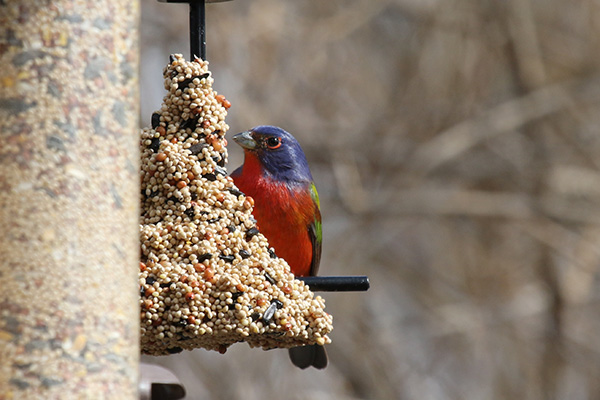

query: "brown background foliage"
left=140, top=0, right=600, bottom=399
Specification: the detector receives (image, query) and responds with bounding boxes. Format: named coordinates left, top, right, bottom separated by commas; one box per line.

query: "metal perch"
left=298, top=276, right=371, bottom=292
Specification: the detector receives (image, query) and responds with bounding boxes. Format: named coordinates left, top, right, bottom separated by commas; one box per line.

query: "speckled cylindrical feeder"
left=0, top=1, right=140, bottom=398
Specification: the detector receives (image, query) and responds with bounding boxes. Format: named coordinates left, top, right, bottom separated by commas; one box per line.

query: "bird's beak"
left=232, top=130, right=257, bottom=150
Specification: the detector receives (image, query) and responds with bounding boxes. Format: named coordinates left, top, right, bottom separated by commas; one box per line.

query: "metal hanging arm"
left=189, top=0, right=206, bottom=60
left=158, top=0, right=232, bottom=60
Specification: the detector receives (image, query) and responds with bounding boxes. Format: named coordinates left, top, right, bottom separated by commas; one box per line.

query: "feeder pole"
left=190, top=0, right=206, bottom=60
left=0, top=1, right=140, bottom=398
left=159, top=0, right=233, bottom=60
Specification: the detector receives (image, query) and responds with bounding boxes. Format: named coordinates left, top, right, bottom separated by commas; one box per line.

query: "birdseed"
left=139, top=54, right=333, bottom=356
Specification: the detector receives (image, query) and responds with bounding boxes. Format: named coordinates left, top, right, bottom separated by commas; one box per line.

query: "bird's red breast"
left=232, top=152, right=318, bottom=277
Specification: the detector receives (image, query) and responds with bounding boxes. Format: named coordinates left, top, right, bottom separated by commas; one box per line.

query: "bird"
left=230, top=125, right=327, bottom=369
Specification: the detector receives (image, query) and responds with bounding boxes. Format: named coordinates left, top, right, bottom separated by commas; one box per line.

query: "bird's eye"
left=266, top=137, right=282, bottom=149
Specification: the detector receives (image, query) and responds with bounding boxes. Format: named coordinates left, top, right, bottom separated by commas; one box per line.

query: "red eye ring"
left=266, top=137, right=282, bottom=149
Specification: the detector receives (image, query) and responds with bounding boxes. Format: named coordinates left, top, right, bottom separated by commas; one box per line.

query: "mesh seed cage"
left=139, top=54, right=333, bottom=356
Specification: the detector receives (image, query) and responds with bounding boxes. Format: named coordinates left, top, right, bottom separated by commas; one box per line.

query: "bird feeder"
left=0, top=1, right=140, bottom=398
left=141, top=0, right=369, bottom=359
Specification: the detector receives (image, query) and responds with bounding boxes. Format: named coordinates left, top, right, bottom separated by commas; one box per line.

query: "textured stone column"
left=0, top=0, right=140, bottom=398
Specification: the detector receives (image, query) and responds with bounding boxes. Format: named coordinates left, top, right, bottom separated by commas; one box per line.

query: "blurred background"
left=140, top=0, right=600, bottom=399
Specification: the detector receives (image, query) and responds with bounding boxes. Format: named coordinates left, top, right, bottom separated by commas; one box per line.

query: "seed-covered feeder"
left=141, top=0, right=368, bottom=358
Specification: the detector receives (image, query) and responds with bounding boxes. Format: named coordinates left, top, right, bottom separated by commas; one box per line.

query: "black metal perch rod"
left=298, top=276, right=370, bottom=292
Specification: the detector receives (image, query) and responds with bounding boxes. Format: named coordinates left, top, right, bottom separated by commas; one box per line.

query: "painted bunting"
left=231, top=125, right=327, bottom=369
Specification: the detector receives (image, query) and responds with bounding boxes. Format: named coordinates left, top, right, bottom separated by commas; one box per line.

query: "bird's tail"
left=288, top=344, right=328, bottom=369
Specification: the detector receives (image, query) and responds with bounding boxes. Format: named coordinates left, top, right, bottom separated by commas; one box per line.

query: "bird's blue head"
left=232, top=125, right=313, bottom=184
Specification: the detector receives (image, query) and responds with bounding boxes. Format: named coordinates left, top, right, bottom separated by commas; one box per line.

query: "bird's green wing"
left=308, top=182, right=322, bottom=276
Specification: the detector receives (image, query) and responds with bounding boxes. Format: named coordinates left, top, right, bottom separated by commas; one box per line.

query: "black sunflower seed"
left=219, top=254, right=234, bottom=263
left=262, top=302, right=278, bottom=324
left=180, top=116, right=199, bottom=131
left=189, top=143, right=208, bottom=155
left=151, top=113, right=160, bottom=129
left=272, top=299, right=284, bottom=309
left=145, top=276, right=157, bottom=285
left=268, top=248, right=277, bottom=259
left=203, top=173, right=216, bottom=182
left=239, top=249, right=250, bottom=259
left=245, top=227, right=259, bottom=240
left=215, top=166, right=227, bottom=176
left=250, top=312, right=261, bottom=321
left=227, top=187, right=244, bottom=197
left=148, top=137, right=160, bottom=153
left=231, top=292, right=244, bottom=301
left=178, top=77, right=193, bottom=89
left=184, top=207, right=195, bottom=219
left=264, top=272, right=276, bottom=285
left=228, top=293, right=243, bottom=311
left=197, top=253, right=212, bottom=262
